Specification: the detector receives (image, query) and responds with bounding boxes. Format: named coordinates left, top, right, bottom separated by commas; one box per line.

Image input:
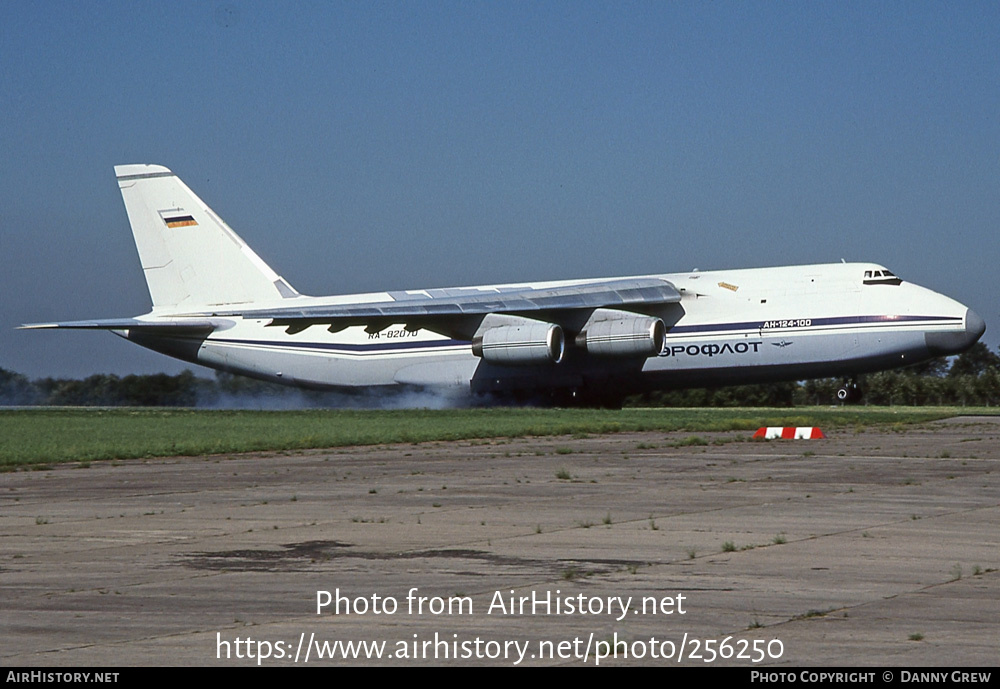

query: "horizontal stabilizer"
left=19, top=318, right=227, bottom=333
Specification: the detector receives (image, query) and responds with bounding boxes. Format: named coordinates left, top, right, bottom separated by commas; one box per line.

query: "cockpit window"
left=863, top=269, right=902, bottom=286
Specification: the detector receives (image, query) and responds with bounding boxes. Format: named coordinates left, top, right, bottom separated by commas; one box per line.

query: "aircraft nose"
left=925, top=308, right=986, bottom=356
left=966, top=308, right=986, bottom=342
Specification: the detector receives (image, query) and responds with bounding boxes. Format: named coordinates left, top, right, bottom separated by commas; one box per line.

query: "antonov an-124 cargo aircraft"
left=23, top=164, right=985, bottom=406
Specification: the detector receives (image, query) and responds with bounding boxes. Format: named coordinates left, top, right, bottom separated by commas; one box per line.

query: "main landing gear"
left=549, top=387, right=626, bottom=409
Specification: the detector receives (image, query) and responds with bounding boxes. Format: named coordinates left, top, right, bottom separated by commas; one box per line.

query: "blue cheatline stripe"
left=203, top=314, right=960, bottom=354
left=669, top=314, right=961, bottom=335
left=210, top=337, right=471, bottom=354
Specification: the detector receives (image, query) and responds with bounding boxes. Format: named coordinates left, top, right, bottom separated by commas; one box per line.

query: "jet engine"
left=575, top=309, right=665, bottom=357
left=472, top=315, right=565, bottom=365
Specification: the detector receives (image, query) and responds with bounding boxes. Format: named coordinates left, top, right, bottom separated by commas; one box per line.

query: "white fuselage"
left=126, top=262, right=980, bottom=398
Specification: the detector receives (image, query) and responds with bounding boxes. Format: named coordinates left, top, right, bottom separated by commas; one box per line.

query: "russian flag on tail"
left=753, top=427, right=825, bottom=439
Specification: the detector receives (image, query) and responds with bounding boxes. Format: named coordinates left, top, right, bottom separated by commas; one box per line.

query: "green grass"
left=0, top=406, right=990, bottom=469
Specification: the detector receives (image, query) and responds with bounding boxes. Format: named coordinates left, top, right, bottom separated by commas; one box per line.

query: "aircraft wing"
left=19, top=278, right=680, bottom=340
left=235, top=277, right=682, bottom=327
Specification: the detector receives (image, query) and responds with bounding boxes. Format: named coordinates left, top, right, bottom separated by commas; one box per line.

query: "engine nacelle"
left=472, top=315, right=565, bottom=365
left=575, top=310, right=665, bottom=357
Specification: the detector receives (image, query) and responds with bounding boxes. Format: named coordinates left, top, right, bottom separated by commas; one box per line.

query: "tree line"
left=0, top=369, right=301, bottom=407
left=3, top=342, right=999, bottom=407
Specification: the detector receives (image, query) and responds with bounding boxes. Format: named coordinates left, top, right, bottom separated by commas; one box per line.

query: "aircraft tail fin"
left=114, top=164, right=299, bottom=311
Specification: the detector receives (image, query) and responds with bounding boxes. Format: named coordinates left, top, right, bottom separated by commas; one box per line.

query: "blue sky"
left=2, top=1, right=998, bottom=378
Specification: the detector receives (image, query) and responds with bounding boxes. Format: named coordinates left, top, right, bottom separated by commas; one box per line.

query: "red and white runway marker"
left=753, top=427, right=825, bottom=439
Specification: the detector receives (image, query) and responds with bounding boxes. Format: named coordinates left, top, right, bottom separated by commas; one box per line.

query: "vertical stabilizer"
left=114, top=164, right=299, bottom=310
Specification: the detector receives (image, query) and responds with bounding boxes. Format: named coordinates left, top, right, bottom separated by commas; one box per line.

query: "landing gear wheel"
left=836, top=382, right=863, bottom=404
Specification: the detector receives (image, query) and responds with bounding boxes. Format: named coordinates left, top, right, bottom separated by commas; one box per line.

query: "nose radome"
left=966, top=308, right=986, bottom=342
left=925, top=308, right=986, bottom=356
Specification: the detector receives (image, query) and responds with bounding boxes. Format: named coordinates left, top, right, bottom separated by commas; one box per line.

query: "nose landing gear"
left=836, top=380, right=863, bottom=404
